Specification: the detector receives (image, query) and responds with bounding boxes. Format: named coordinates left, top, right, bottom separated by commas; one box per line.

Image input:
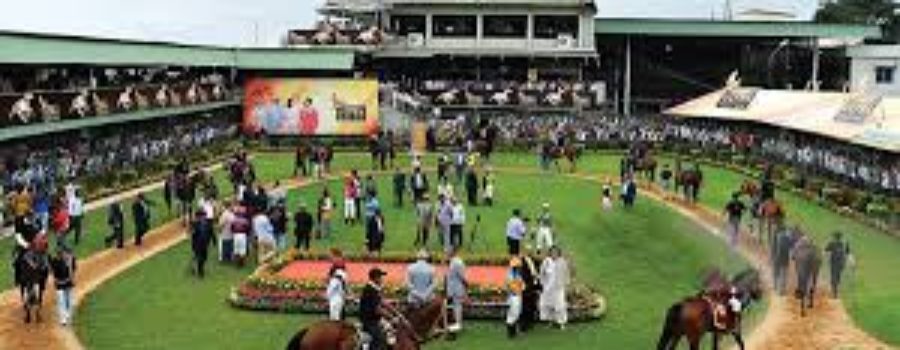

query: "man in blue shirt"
left=506, top=209, right=527, bottom=255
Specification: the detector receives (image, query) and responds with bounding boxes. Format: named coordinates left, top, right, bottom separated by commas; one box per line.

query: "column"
left=811, top=37, right=820, bottom=91
left=624, top=36, right=632, bottom=117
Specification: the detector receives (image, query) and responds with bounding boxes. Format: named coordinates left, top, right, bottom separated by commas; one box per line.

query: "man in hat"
left=49, top=247, right=76, bottom=326
left=535, top=203, right=554, bottom=254
left=360, top=267, right=390, bottom=350
left=825, top=231, right=852, bottom=298
left=132, top=192, right=151, bottom=246
left=519, top=245, right=542, bottom=332
left=406, top=249, right=436, bottom=308
left=723, top=192, right=746, bottom=248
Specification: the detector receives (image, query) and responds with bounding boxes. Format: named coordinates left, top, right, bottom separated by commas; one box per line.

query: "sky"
left=0, top=0, right=818, bottom=47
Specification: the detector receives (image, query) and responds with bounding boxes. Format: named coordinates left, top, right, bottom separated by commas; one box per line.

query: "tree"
left=815, top=0, right=899, bottom=42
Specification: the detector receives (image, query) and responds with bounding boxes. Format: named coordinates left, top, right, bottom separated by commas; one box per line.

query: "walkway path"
left=0, top=164, right=892, bottom=350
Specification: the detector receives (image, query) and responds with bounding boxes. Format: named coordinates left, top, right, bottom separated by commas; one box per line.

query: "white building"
left=848, top=45, right=900, bottom=96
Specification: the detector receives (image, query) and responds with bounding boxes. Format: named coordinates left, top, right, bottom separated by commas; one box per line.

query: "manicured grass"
left=78, top=158, right=749, bottom=350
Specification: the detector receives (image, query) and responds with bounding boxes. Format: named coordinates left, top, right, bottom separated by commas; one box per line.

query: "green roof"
left=0, top=100, right=238, bottom=142
left=0, top=31, right=355, bottom=70
left=595, top=18, right=882, bottom=39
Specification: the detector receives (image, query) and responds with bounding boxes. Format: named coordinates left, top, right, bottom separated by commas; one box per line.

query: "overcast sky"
left=1, top=0, right=817, bottom=47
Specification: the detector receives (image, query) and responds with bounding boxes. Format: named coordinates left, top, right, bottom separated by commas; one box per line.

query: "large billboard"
left=243, top=78, right=379, bottom=136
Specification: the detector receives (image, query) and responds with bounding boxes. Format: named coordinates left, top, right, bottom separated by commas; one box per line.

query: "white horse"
left=155, top=84, right=169, bottom=107
left=212, top=84, right=227, bottom=100
left=70, top=90, right=91, bottom=118
left=437, top=89, right=460, bottom=105
left=117, top=86, right=134, bottom=111
left=356, top=26, right=383, bottom=45
left=186, top=83, right=199, bottom=104
left=9, top=93, right=35, bottom=124
left=489, top=89, right=517, bottom=106
left=544, top=87, right=568, bottom=107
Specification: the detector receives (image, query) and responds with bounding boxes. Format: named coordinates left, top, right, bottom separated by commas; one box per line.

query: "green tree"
left=815, top=0, right=899, bottom=42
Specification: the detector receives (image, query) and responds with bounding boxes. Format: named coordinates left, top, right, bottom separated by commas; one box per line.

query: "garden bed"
left=229, top=250, right=606, bottom=322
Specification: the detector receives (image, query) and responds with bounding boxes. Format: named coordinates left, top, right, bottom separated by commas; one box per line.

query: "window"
left=483, top=15, right=527, bottom=38
left=390, top=15, right=426, bottom=36
left=432, top=16, right=477, bottom=37
left=875, top=66, right=895, bottom=84
left=534, top=15, right=579, bottom=39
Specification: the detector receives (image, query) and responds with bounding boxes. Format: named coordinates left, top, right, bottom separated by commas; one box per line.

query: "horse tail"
left=285, top=328, right=307, bottom=350
left=656, top=302, right=682, bottom=350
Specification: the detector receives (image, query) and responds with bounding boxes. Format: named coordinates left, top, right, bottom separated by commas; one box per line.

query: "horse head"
left=731, top=269, right=762, bottom=306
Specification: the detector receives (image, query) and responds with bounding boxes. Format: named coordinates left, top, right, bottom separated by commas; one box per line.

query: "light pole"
left=766, top=39, right=789, bottom=89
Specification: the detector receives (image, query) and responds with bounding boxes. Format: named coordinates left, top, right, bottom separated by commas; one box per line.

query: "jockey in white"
left=326, top=268, right=348, bottom=321
left=535, top=203, right=554, bottom=253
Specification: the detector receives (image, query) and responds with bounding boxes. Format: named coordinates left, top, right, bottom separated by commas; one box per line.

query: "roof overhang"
left=0, top=31, right=356, bottom=71
left=595, top=18, right=882, bottom=40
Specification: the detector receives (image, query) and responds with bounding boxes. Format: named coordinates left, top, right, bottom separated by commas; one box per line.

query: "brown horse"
left=550, top=144, right=580, bottom=173
left=738, top=180, right=758, bottom=198
left=675, top=167, right=703, bottom=203
left=286, top=297, right=446, bottom=350
left=756, top=199, right=785, bottom=246
left=656, top=269, right=762, bottom=350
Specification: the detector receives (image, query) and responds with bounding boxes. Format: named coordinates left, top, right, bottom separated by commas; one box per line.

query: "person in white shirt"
left=449, top=198, right=465, bottom=252
left=218, top=204, right=236, bottom=262
left=252, top=213, right=275, bottom=263
left=326, top=268, right=348, bottom=320
left=67, top=189, right=85, bottom=245
left=535, top=203, right=554, bottom=254
left=539, top=246, right=570, bottom=329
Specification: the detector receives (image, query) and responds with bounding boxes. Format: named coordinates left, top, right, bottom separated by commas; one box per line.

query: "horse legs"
left=21, top=286, right=30, bottom=324
left=712, top=331, right=720, bottom=350
left=732, top=331, right=745, bottom=350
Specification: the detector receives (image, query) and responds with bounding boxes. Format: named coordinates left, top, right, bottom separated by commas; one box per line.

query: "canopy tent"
left=665, top=88, right=900, bottom=153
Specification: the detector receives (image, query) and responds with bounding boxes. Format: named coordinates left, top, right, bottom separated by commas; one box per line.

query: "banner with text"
left=243, top=78, right=379, bottom=136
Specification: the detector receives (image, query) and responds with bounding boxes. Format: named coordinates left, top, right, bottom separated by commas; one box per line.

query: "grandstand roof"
left=666, top=89, right=900, bottom=153
left=594, top=18, right=882, bottom=39
left=0, top=31, right=355, bottom=70
left=386, top=0, right=593, bottom=6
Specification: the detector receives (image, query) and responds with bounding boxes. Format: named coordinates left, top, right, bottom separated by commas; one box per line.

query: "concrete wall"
left=848, top=45, right=900, bottom=95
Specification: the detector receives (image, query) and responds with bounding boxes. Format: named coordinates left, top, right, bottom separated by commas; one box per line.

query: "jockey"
left=326, top=268, right=347, bottom=321
left=406, top=250, right=436, bottom=308
left=535, top=203, right=554, bottom=253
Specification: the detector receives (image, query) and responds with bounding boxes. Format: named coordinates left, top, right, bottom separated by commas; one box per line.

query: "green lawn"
left=74, top=151, right=900, bottom=348
left=78, top=155, right=749, bottom=350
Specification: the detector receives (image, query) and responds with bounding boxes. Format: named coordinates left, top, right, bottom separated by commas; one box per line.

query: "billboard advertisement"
left=243, top=78, right=379, bottom=136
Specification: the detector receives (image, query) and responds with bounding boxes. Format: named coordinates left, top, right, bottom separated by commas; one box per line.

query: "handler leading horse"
left=656, top=269, right=762, bottom=350
left=286, top=297, right=447, bottom=350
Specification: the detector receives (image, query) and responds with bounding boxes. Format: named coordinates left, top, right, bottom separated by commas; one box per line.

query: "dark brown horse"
left=792, top=235, right=821, bottom=317
left=675, top=166, right=703, bottom=203
left=656, top=269, right=762, bottom=350
left=16, top=246, right=49, bottom=323
left=550, top=144, right=580, bottom=173
left=286, top=297, right=446, bottom=350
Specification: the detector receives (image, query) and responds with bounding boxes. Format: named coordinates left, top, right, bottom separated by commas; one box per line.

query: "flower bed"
left=229, top=250, right=606, bottom=322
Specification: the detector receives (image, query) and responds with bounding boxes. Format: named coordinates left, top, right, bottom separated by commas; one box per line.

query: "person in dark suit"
left=191, top=211, right=215, bottom=278
left=465, top=169, right=479, bottom=206
left=519, top=249, right=542, bottom=332
left=360, top=268, right=389, bottom=350
left=392, top=168, right=407, bottom=207
left=132, top=193, right=151, bottom=246
left=410, top=167, right=429, bottom=202
left=293, top=203, right=314, bottom=251
left=104, top=202, right=125, bottom=249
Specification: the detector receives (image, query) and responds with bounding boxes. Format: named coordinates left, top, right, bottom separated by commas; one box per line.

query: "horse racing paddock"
left=68, top=152, right=900, bottom=349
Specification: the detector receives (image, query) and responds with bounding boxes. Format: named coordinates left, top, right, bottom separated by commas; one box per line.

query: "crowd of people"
left=427, top=114, right=900, bottom=194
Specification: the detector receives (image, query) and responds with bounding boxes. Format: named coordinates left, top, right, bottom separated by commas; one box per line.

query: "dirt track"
left=0, top=166, right=893, bottom=350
